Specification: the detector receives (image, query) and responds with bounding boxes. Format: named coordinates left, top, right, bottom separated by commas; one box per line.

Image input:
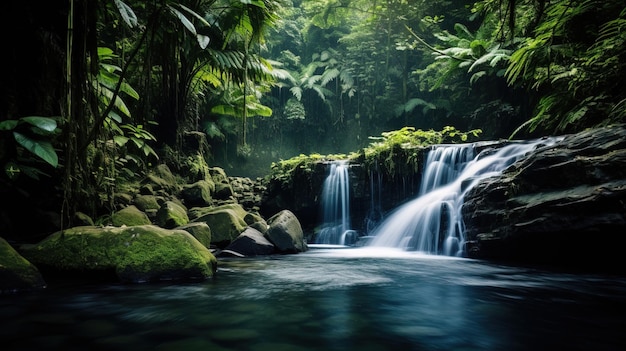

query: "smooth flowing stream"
left=2, top=248, right=625, bottom=351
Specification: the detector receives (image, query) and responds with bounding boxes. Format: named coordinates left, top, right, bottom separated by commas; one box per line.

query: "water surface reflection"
left=2, top=247, right=625, bottom=350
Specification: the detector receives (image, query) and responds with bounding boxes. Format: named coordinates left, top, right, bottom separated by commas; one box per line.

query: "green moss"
left=111, top=205, right=152, bottom=227
left=0, top=237, right=46, bottom=292
left=156, top=201, right=189, bottom=229
left=20, top=225, right=217, bottom=283
left=266, top=126, right=482, bottom=184
left=192, top=205, right=247, bottom=246
left=360, top=126, right=482, bottom=173
left=268, top=153, right=348, bottom=185
left=178, top=222, right=212, bottom=249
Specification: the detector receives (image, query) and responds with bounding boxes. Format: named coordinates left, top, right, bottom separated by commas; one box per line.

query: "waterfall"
left=368, top=139, right=556, bottom=256
left=315, top=161, right=357, bottom=245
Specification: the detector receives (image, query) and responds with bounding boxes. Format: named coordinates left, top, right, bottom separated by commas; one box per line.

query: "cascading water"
left=315, top=161, right=358, bottom=245
left=368, top=139, right=557, bottom=256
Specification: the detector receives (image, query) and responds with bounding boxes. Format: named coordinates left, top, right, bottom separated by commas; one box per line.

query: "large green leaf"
left=13, top=132, right=58, bottom=167
left=113, top=0, right=138, bottom=28
left=21, top=116, right=57, bottom=132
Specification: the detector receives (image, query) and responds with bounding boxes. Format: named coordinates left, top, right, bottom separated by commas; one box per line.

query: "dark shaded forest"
left=1, top=0, right=625, bottom=239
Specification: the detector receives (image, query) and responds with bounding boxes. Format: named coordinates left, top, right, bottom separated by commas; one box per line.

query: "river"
left=2, top=247, right=625, bottom=350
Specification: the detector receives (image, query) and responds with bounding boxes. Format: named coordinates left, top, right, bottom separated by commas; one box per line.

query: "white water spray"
left=368, top=139, right=557, bottom=256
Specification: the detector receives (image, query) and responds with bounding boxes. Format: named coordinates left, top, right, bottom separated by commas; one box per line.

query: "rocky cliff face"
left=462, top=124, right=626, bottom=271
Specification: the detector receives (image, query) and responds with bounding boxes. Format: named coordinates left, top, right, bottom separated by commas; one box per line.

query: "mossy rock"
left=209, top=167, right=229, bottom=184
left=111, top=205, right=152, bottom=227
left=177, top=222, right=212, bottom=249
left=134, top=195, right=162, bottom=212
left=180, top=180, right=214, bottom=207
left=192, top=204, right=247, bottom=248
left=153, top=164, right=178, bottom=185
left=73, top=212, right=94, bottom=226
left=143, top=164, right=180, bottom=195
left=0, top=237, right=46, bottom=293
left=213, top=182, right=234, bottom=200
left=20, top=225, right=217, bottom=283
left=156, top=201, right=189, bottom=229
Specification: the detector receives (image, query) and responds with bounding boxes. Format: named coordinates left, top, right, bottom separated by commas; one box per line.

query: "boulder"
left=462, top=124, right=626, bottom=271
left=134, top=195, right=162, bottom=212
left=264, top=210, right=307, bottom=253
left=214, top=182, right=234, bottom=201
left=209, top=167, right=229, bottom=185
left=73, top=212, right=94, bottom=226
left=219, top=227, right=275, bottom=257
left=20, top=225, right=217, bottom=283
left=180, top=180, right=214, bottom=207
left=111, top=205, right=151, bottom=227
left=177, top=222, right=212, bottom=249
left=0, top=237, right=46, bottom=293
left=156, top=201, right=189, bottom=229
left=192, top=204, right=247, bottom=248
left=142, top=164, right=180, bottom=195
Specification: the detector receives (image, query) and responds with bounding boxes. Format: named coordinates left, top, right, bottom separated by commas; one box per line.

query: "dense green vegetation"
left=1, top=0, right=625, bottom=231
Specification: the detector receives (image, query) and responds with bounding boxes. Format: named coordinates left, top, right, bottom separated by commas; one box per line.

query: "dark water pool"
left=2, top=247, right=625, bottom=351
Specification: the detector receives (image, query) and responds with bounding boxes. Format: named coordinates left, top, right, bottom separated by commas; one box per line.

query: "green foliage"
left=284, top=98, right=306, bottom=120
left=0, top=116, right=60, bottom=180
left=113, top=123, right=159, bottom=160
left=505, top=0, right=626, bottom=135
left=362, top=126, right=482, bottom=164
left=211, top=84, right=273, bottom=118
left=268, top=152, right=347, bottom=184
left=268, top=126, right=482, bottom=183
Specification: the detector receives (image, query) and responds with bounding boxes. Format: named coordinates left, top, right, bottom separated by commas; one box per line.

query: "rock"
left=192, top=204, right=248, bottom=248
left=209, top=167, right=229, bottom=184
left=20, top=225, right=217, bottom=283
left=244, top=212, right=265, bottom=226
left=264, top=210, right=307, bottom=253
left=113, top=192, right=134, bottom=207
left=111, top=205, right=151, bottom=227
left=154, top=164, right=178, bottom=185
left=219, top=227, right=275, bottom=257
left=134, top=195, right=162, bottom=213
left=156, top=201, right=189, bottom=229
left=73, top=212, right=94, bottom=226
left=177, top=222, right=212, bottom=249
left=248, top=220, right=269, bottom=234
left=180, top=180, right=213, bottom=207
left=0, top=237, right=46, bottom=293
left=214, top=182, right=234, bottom=200
left=462, top=124, right=626, bottom=271
left=142, top=164, right=180, bottom=195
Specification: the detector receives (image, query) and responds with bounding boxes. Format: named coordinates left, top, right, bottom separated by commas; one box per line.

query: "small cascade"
left=368, top=139, right=555, bottom=256
left=316, top=161, right=356, bottom=245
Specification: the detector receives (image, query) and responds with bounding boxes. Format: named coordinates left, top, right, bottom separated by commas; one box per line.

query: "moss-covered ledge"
left=0, top=237, right=46, bottom=293
left=20, top=225, right=217, bottom=283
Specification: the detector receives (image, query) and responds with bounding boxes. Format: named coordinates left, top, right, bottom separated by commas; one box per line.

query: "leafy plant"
left=0, top=116, right=60, bottom=179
